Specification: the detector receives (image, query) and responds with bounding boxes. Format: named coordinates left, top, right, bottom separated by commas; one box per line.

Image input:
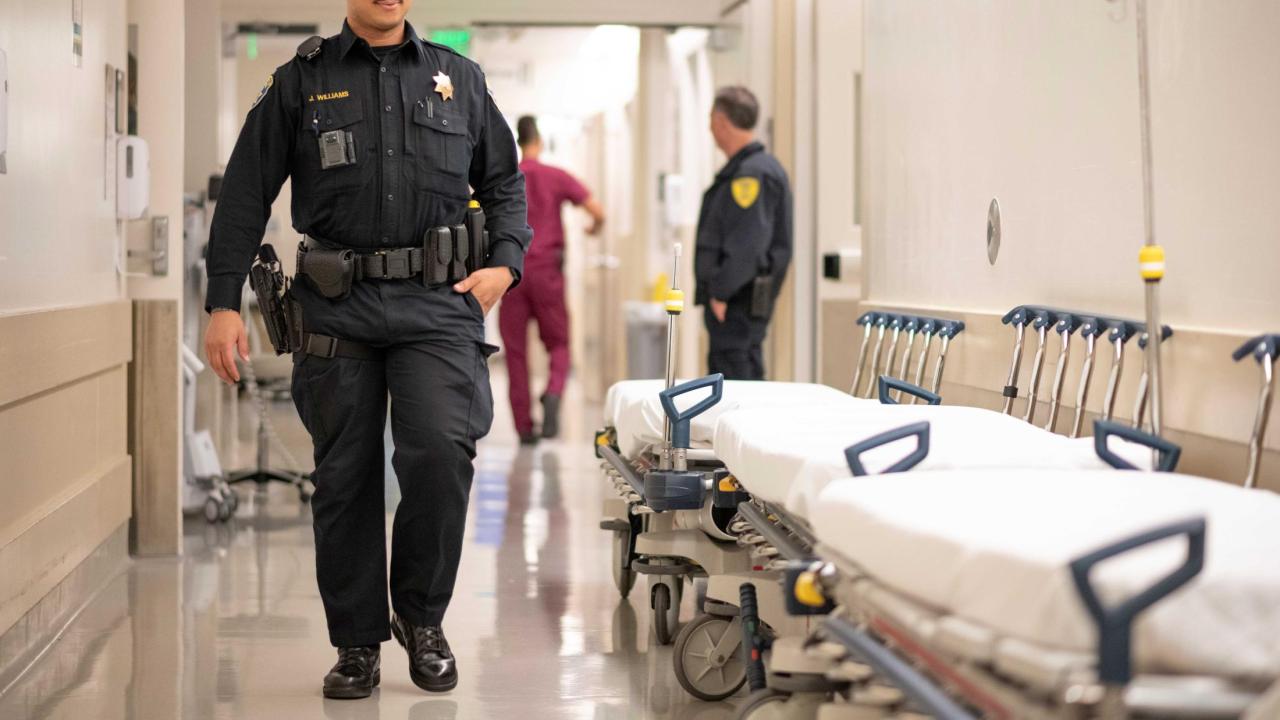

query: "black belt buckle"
left=304, top=334, right=339, bottom=359
left=383, top=249, right=411, bottom=279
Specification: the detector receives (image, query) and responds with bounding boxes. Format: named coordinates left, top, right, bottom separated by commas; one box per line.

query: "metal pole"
left=911, top=330, right=934, bottom=405
left=1102, top=336, right=1125, bottom=421
left=1135, top=0, right=1166, bottom=435
left=661, top=243, right=683, bottom=470
left=1023, top=325, right=1049, bottom=424
left=850, top=321, right=873, bottom=396
left=1045, top=326, right=1073, bottom=433
left=1001, top=322, right=1027, bottom=415
left=1071, top=332, right=1098, bottom=438
left=1245, top=359, right=1275, bottom=490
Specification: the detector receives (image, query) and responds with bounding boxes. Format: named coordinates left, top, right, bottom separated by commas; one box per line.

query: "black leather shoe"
left=540, top=394, right=561, bottom=439
left=323, top=646, right=380, bottom=699
left=519, top=433, right=540, bottom=446
left=391, top=615, right=458, bottom=692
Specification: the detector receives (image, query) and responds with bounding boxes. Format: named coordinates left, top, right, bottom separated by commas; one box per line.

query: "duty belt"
left=301, top=226, right=472, bottom=285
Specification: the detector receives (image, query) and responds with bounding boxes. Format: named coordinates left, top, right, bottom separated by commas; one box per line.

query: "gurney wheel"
left=650, top=576, right=683, bottom=645
left=225, top=489, right=239, bottom=515
left=673, top=613, right=746, bottom=701
left=612, top=529, right=636, bottom=599
left=203, top=497, right=222, bottom=524
left=734, top=689, right=786, bottom=720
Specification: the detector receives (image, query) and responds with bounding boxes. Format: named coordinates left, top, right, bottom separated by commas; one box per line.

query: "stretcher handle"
left=845, top=421, right=931, bottom=477
left=1137, top=325, right=1174, bottom=349
left=936, top=319, right=965, bottom=339
left=1069, top=516, right=1206, bottom=686
left=878, top=377, right=941, bottom=406
left=1232, top=334, right=1280, bottom=365
left=658, top=374, right=725, bottom=450
left=1093, top=419, right=1182, bottom=472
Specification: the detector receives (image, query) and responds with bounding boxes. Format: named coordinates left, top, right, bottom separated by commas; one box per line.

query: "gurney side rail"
left=599, top=445, right=646, bottom=500
left=1069, top=516, right=1207, bottom=687
left=878, top=376, right=941, bottom=406
left=824, top=614, right=979, bottom=720
left=736, top=502, right=812, bottom=562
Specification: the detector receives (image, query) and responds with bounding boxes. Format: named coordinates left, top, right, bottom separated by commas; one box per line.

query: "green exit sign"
left=429, top=28, right=472, bottom=57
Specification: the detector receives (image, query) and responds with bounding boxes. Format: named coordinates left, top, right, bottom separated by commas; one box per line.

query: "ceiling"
left=218, top=0, right=732, bottom=28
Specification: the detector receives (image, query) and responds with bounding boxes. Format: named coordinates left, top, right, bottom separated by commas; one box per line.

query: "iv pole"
left=1133, top=0, right=1166, bottom=435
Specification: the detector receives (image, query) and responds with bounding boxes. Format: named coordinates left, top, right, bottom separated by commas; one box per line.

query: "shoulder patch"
left=297, top=35, right=323, bottom=61
left=731, top=177, right=760, bottom=209
left=250, top=74, right=274, bottom=110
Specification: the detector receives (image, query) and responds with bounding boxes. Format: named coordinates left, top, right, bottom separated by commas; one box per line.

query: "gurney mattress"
left=811, top=469, right=1280, bottom=680
left=714, top=405, right=1148, bottom=514
left=603, top=380, right=860, bottom=457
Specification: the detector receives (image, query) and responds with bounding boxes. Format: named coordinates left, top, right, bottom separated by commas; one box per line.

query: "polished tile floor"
left=0, top=371, right=743, bottom=719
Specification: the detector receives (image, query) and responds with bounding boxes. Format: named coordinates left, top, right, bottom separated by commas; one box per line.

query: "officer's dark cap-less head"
left=712, top=86, right=760, bottom=131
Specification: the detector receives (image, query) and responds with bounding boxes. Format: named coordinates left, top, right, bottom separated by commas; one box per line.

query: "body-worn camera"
left=318, top=130, right=357, bottom=170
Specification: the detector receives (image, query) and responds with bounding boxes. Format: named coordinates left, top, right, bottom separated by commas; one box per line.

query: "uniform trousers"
left=290, top=277, right=496, bottom=647
left=497, top=264, right=570, bottom=436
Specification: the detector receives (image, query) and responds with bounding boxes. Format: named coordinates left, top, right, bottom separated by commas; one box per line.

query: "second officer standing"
left=694, top=86, right=794, bottom=380
left=202, top=0, right=531, bottom=699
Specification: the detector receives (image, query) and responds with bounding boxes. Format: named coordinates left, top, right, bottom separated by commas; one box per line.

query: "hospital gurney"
left=727, top=337, right=1280, bottom=719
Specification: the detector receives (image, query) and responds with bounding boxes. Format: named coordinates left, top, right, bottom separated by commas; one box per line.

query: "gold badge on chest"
left=433, top=71, right=454, bottom=102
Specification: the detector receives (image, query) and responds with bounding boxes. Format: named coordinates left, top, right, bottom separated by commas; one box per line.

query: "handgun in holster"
left=249, top=244, right=303, bottom=355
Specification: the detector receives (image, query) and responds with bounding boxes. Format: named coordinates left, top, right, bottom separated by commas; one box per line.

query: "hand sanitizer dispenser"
left=116, top=135, right=149, bottom=219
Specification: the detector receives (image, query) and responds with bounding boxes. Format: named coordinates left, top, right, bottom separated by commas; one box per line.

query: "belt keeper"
left=305, top=334, right=339, bottom=359
left=1002, top=385, right=1019, bottom=399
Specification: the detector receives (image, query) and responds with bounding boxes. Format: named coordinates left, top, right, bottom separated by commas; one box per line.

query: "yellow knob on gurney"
left=665, top=288, right=685, bottom=316
left=1139, top=245, right=1166, bottom=281
left=793, top=571, right=826, bottom=608
left=718, top=476, right=739, bottom=493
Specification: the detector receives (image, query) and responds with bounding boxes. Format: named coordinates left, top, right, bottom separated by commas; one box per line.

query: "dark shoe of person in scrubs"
left=322, top=646, right=381, bottom=699
left=519, top=433, right=540, bottom=446
left=540, top=394, right=561, bottom=439
left=391, top=615, right=458, bottom=693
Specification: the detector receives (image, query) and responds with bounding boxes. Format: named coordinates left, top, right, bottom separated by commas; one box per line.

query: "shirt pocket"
left=307, top=97, right=369, bottom=194
left=410, top=100, right=471, bottom=180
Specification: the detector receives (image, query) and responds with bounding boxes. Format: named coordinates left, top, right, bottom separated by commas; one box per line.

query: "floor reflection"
left=0, top=378, right=743, bottom=719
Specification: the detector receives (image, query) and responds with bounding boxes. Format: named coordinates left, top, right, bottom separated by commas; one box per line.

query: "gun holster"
left=297, top=244, right=356, bottom=300
left=250, top=244, right=304, bottom=355
left=750, top=275, right=774, bottom=320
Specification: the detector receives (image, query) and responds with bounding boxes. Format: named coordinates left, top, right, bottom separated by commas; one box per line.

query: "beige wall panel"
left=0, top=367, right=129, bottom=551
left=0, top=301, right=133, bottom=409
left=0, top=457, right=131, bottom=636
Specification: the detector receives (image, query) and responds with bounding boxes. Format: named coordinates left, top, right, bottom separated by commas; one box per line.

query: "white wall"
left=0, top=0, right=128, bottom=314
left=863, top=0, right=1280, bottom=334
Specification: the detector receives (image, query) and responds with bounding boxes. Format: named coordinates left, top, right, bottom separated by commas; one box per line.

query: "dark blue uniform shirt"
left=205, top=21, right=531, bottom=312
left=694, top=141, right=793, bottom=307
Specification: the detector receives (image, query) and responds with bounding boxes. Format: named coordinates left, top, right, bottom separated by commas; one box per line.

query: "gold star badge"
left=433, top=71, right=454, bottom=102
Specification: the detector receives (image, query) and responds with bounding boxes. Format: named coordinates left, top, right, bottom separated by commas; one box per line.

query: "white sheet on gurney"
left=810, top=470, right=1280, bottom=680
left=603, top=379, right=861, bottom=457
left=714, top=405, right=1152, bottom=515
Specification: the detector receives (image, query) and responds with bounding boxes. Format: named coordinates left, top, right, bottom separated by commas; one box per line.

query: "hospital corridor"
left=2, top=1, right=1280, bottom=719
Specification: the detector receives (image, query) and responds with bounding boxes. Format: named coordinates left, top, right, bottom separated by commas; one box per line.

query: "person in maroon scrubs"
left=499, top=116, right=606, bottom=444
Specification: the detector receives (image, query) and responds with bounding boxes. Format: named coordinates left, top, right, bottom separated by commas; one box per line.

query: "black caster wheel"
left=217, top=498, right=232, bottom=522
left=225, top=489, right=239, bottom=515
left=203, top=497, right=222, bottom=524
left=650, top=575, right=683, bottom=645
left=673, top=613, right=746, bottom=701
left=734, top=689, right=787, bottom=720
left=612, top=529, right=636, bottom=599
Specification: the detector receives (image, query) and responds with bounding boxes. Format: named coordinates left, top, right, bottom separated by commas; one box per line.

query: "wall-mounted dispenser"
left=116, top=135, right=149, bottom=219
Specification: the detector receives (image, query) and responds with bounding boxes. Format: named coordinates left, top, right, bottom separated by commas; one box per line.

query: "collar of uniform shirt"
left=716, top=140, right=765, bottom=180
left=337, top=18, right=427, bottom=65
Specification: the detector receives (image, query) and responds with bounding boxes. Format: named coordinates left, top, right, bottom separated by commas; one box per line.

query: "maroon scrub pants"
left=498, top=266, right=570, bottom=436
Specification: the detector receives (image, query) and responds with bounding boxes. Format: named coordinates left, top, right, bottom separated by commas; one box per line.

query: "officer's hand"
left=711, top=299, right=728, bottom=324
left=205, top=310, right=250, bottom=385
left=454, top=268, right=514, bottom=316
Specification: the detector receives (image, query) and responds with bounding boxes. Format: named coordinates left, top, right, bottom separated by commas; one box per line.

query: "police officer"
left=694, top=86, right=793, bottom=380
left=202, top=0, right=530, bottom=699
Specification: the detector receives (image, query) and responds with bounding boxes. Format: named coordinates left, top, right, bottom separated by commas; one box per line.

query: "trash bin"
left=625, top=301, right=669, bottom=379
